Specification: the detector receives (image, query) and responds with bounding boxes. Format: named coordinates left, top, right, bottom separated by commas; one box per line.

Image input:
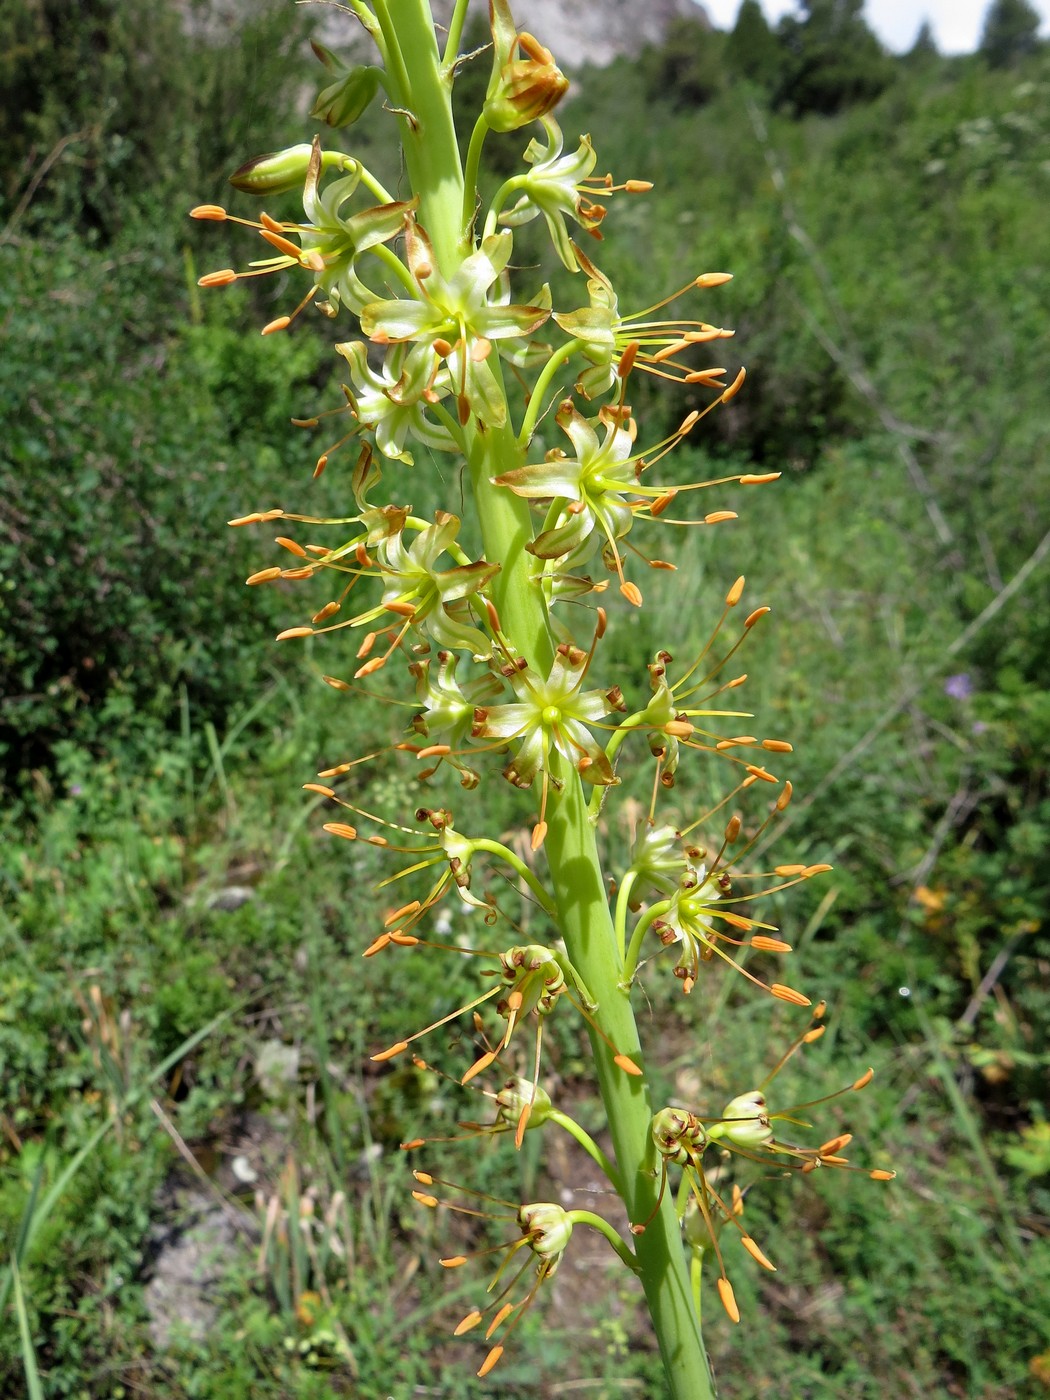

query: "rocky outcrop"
left=431, top=0, right=709, bottom=69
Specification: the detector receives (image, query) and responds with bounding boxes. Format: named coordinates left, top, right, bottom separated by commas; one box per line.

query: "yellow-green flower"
left=195, top=138, right=414, bottom=326
left=335, top=340, right=458, bottom=465
left=472, top=632, right=623, bottom=847
left=360, top=224, right=549, bottom=427
left=497, top=117, right=605, bottom=271
left=553, top=245, right=736, bottom=399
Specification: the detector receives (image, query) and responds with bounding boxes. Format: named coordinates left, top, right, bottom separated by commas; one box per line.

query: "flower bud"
left=485, top=4, right=568, bottom=134
left=717, top=1092, right=773, bottom=1149
left=311, top=65, right=382, bottom=129
left=228, top=144, right=348, bottom=195
left=485, top=35, right=568, bottom=132
left=518, top=1202, right=573, bottom=1259
left=495, top=1077, right=552, bottom=1129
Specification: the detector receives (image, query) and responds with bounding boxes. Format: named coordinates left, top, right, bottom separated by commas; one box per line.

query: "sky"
left=698, top=0, right=1050, bottom=54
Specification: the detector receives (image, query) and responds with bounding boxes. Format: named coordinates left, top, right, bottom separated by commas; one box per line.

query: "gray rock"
left=143, top=1194, right=241, bottom=1349
left=206, top=885, right=255, bottom=913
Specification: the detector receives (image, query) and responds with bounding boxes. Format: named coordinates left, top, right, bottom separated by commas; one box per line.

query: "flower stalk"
left=196, top=1, right=892, bottom=1392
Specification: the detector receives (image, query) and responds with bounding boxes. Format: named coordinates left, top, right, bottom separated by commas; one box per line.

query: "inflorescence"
left=193, top=0, right=893, bottom=1378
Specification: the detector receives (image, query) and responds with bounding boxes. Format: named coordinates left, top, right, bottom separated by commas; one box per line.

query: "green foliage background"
left=1, top=2, right=1048, bottom=1397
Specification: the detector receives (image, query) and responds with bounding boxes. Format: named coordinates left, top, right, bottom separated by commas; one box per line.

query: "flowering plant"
left=194, top=1, right=892, bottom=1391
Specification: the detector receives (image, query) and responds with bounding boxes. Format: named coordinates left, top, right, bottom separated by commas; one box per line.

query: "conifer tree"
left=726, top=0, right=782, bottom=90
left=776, top=0, right=895, bottom=116
left=910, top=19, right=939, bottom=57
left=980, top=0, right=1041, bottom=67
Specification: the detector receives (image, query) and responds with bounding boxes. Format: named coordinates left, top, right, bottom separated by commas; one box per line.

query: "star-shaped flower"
left=471, top=629, right=624, bottom=847
left=498, top=117, right=606, bottom=271
left=335, top=340, right=458, bottom=464
left=360, top=225, right=549, bottom=427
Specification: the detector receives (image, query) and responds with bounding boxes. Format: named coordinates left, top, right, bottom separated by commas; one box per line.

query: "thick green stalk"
left=376, top=6, right=713, bottom=1394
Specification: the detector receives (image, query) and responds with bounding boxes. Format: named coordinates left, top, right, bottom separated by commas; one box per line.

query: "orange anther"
left=721, top=367, right=747, bottom=402
left=322, top=822, right=358, bottom=841
left=198, top=269, right=237, bottom=287
left=741, top=1236, right=776, bottom=1271
left=478, top=1345, right=504, bottom=1377
left=771, top=984, right=811, bottom=1007
left=717, top=1276, right=740, bottom=1323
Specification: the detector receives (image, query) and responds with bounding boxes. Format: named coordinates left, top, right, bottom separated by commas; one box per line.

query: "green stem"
left=548, top=1109, right=622, bottom=1192
left=589, top=707, right=648, bottom=819
left=343, top=0, right=382, bottom=48
left=486, top=172, right=528, bottom=232
left=381, top=0, right=464, bottom=273
left=462, top=115, right=490, bottom=239
left=624, top=899, right=671, bottom=984
left=348, top=159, right=398, bottom=207
left=569, top=1210, right=640, bottom=1273
left=370, top=0, right=412, bottom=108
left=442, top=0, right=472, bottom=67
left=613, top=868, right=638, bottom=960
left=519, top=338, right=580, bottom=444
left=370, top=243, right=416, bottom=294
left=471, top=837, right=559, bottom=918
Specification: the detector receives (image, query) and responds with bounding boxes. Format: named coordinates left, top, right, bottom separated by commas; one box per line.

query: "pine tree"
left=776, top=0, right=895, bottom=116
left=909, top=19, right=938, bottom=58
left=979, top=0, right=1041, bottom=68
left=726, top=0, right=781, bottom=90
